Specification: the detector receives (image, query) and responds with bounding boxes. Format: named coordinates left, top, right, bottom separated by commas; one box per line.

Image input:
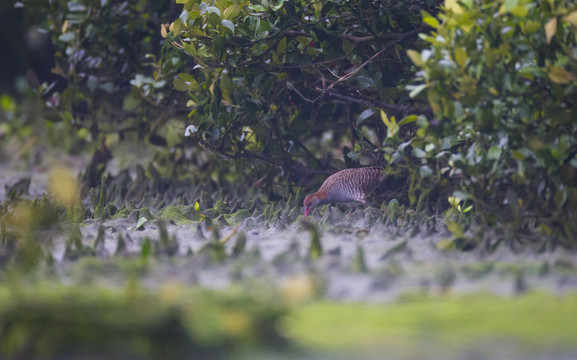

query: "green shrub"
left=165, top=0, right=434, bottom=187
left=19, top=0, right=188, bottom=169
left=408, top=0, right=577, bottom=238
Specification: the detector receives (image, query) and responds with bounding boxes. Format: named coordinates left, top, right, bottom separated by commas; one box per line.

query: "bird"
left=303, top=167, right=386, bottom=217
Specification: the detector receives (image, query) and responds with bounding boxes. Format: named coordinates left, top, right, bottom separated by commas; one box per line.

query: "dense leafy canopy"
left=410, top=0, right=577, bottom=239
left=165, top=0, right=434, bottom=185
left=165, top=0, right=577, bottom=239
left=36, top=0, right=179, bottom=122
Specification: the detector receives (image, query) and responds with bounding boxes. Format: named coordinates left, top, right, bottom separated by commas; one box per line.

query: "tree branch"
left=314, top=90, right=432, bottom=118
left=341, top=25, right=429, bottom=44
left=191, top=135, right=335, bottom=176
left=288, top=24, right=431, bottom=117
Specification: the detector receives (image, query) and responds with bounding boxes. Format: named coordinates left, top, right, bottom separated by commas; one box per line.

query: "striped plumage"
left=303, top=167, right=386, bottom=217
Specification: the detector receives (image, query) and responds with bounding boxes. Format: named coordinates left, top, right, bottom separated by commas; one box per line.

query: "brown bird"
left=303, top=167, right=386, bottom=217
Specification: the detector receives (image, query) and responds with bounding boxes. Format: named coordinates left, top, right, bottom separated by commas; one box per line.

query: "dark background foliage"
left=164, top=0, right=436, bottom=199
left=2, top=0, right=577, bottom=241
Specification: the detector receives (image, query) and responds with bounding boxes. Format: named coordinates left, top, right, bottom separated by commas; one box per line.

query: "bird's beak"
left=303, top=207, right=310, bottom=217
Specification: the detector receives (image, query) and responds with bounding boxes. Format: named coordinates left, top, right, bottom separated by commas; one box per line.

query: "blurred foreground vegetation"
left=0, top=284, right=286, bottom=359
left=0, top=279, right=575, bottom=358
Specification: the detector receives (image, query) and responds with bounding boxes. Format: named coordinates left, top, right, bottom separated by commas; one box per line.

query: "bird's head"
left=303, top=193, right=322, bottom=217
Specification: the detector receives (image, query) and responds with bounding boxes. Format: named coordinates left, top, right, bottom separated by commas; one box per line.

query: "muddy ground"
left=1, top=145, right=577, bottom=359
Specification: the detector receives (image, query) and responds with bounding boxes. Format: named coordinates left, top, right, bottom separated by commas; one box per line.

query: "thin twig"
left=288, top=25, right=428, bottom=104
left=193, top=136, right=334, bottom=176
left=315, top=90, right=431, bottom=117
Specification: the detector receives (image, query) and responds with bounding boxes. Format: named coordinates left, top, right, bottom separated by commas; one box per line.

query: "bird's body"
left=303, top=167, right=385, bottom=216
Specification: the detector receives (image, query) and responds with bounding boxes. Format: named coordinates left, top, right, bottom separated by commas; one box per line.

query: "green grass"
left=286, top=292, right=577, bottom=352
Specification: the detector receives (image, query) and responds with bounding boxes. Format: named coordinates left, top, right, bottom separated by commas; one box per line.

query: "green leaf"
left=171, top=19, right=182, bottom=35
left=221, top=19, right=235, bottom=33
left=223, top=4, right=241, bottom=19
left=448, top=196, right=461, bottom=209
left=504, top=0, right=518, bottom=11
left=356, top=109, right=374, bottom=125
left=208, top=12, right=221, bottom=27
left=178, top=73, right=197, bottom=82
left=441, top=136, right=458, bottom=150
left=136, top=216, right=148, bottom=230
left=179, top=10, right=188, bottom=24
left=174, top=74, right=199, bottom=91
left=249, top=4, right=267, bottom=12
left=488, top=146, right=502, bottom=160
left=58, top=32, right=76, bottom=42
left=412, top=147, right=427, bottom=158
left=182, top=42, right=198, bottom=56
left=356, top=76, right=375, bottom=90
left=420, top=165, right=433, bottom=177
left=510, top=5, right=528, bottom=17
left=346, top=151, right=360, bottom=161
left=174, top=79, right=189, bottom=91
left=215, top=0, right=226, bottom=12
left=444, top=0, right=463, bottom=14
left=447, top=221, right=464, bottom=237
left=408, top=84, right=427, bottom=98
left=421, top=11, right=440, bottom=29
left=187, top=29, right=206, bottom=38
left=454, top=47, right=467, bottom=68
left=436, top=238, right=454, bottom=250
left=427, top=89, right=441, bottom=114
left=407, top=49, right=424, bottom=67
left=207, top=6, right=221, bottom=16
left=277, top=37, right=287, bottom=54
left=399, top=115, right=418, bottom=126
left=380, top=110, right=395, bottom=127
